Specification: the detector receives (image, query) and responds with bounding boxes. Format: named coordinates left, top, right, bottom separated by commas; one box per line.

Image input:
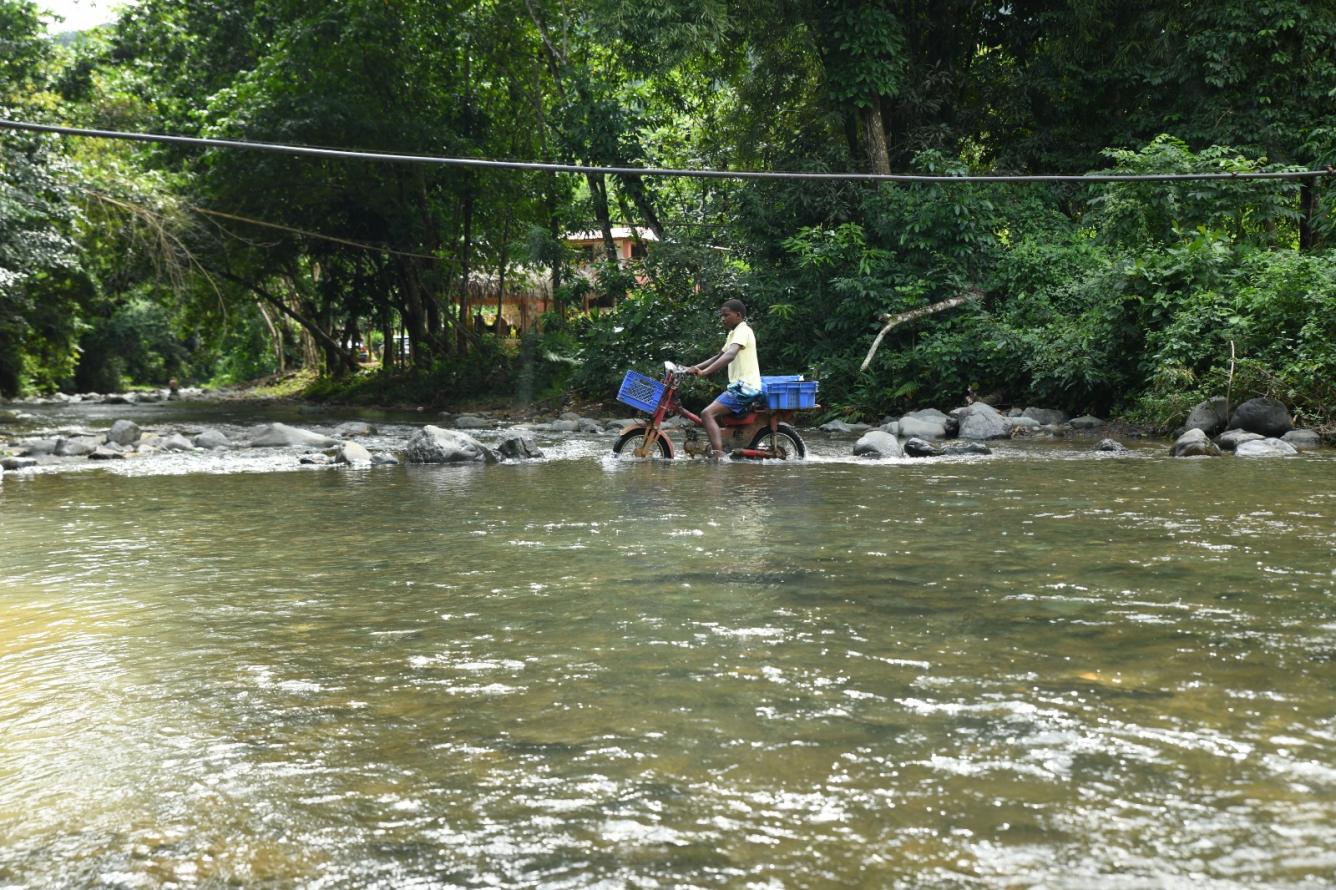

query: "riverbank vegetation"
left=2, top=0, right=1334, bottom=429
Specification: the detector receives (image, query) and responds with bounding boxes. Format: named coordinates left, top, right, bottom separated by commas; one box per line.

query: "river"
left=2, top=402, right=1334, bottom=887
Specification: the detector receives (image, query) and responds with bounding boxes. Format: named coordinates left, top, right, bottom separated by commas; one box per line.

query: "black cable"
left=3, top=118, right=1332, bottom=184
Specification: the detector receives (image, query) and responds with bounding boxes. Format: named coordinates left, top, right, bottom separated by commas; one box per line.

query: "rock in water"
left=335, top=421, right=377, bottom=437
left=160, top=433, right=195, bottom=451
left=1228, top=397, right=1292, bottom=437
left=404, top=425, right=496, bottom=464
left=903, top=437, right=944, bottom=457
left=1093, top=438, right=1127, bottom=452
left=497, top=436, right=544, bottom=460
left=943, top=442, right=992, bottom=456
left=1235, top=437, right=1298, bottom=457
left=193, top=429, right=230, bottom=450
left=1216, top=430, right=1263, bottom=452
left=107, top=419, right=141, bottom=445
left=250, top=423, right=340, bottom=448
left=957, top=403, right=1012, bottom=440
left=852, top=430, right=904, bottom=458
left=1282, top=429, right=1320, bottom=451
left=334, top=441, right=373, bottom=464
left=1170, top=428, right=1220, bottom=457
left=1022, top=407, right=1069, bottom=426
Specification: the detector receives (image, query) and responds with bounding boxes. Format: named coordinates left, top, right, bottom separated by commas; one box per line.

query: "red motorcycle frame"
left=612, top=363, right=810, bottom=460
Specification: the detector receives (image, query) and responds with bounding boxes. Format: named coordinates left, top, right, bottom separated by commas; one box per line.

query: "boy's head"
left=719, top=298, right=747, bottom=328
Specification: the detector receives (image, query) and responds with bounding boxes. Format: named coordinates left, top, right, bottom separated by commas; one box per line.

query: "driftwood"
left=860, top=289, right=983, bottom=371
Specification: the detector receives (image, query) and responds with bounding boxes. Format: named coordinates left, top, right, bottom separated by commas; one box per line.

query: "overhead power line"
left=3, top=118, right=1333, bottom=184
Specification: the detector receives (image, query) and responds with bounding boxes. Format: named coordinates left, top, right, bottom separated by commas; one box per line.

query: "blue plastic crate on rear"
left=761, top=374, right=803, bottom=390
left=766, top=380, right=819, bottom=410
left=617, top=370, right=666, bottom=413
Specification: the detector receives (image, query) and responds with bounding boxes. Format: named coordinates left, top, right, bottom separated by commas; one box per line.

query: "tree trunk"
left=458, top=189, right=474, bottom=352
left=255, top=300, right=284, bottom=373
left=496, top=212, right=511, bottom=328
left=858, top=98, right=892, bottom=175
left=618, top=174, right=664, bottom=239
left=588, top=173, right=618, bottom=263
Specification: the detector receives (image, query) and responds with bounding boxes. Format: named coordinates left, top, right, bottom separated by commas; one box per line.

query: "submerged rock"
left=335, top=421, right=377, bottom=437
left=404, top=425, right=496, bottom=464
left=853, top=430, right=903, bottom=459
left=1282, top=429, right=1320, bottom=451
left=497, top=436, right=543, bottom=461
left=0, top=456, right=38, bottom=470
left=193, top=429, right=230, bottom=450
left=1093, top=438, right=1127, bottom=452
left=250, top=423, right=340, bottom=448
left=943, top=441, right=992, bottom=456
left=1235, top=437, right=1298, bottom=457
left=903, top=437, right=944, bottom=457
left=1171, top=428, right=1220, bottom=457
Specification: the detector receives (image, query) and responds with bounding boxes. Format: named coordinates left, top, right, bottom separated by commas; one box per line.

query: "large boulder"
left=1235, top=437, right=1298, bottom=457
left=1228, top=397, right=1292, bottom=437
left=1170, top=428, right=1220, bottom=457
left=497, top=435, right=544, bottom=461
left=20, top=439, right=60, bottom=456
left=160, top=433, right=195, bottom=451
left=853, top=430, right=904, bottom=459
left=1022, top=407, right=1068, bottom=426
left=1282, top=429, right=1321, bottom=451
left=957, top=403, right=1012, bottom=440
left=193, top=429, right=230, bottom=450
left=107, top=419, right=141, bottom=446
left=250, top=423, right=340, bottom=448
left=404, top=425, right=496, bottom=464
left=1183, top=397, right=1229, bottom=436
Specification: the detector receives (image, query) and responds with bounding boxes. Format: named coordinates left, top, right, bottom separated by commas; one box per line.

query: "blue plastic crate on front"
left=766, top=380, right=818, bottom=410
left=617, top=370, right=666, bottom=413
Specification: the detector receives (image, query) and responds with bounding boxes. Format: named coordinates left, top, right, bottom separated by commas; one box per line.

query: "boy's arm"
left=689, top=344, right=741, bottom=376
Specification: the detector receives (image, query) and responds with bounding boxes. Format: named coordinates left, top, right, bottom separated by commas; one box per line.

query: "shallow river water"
left=2, top=404, right=1335, bottom=888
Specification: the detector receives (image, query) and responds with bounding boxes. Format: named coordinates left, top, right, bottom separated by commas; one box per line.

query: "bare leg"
left=701, top=400, right=730, bottom=457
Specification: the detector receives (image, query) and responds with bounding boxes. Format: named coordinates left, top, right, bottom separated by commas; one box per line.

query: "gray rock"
left=55, top=436, right=101, bottom=456
left=299, top=454, right=332, bottom=465
left=943, top=441, right=992, bottom=456
left=819, top=420, right=858, bottom=434
left=1228, top=397, right=1292, bottom=437
left=558, top=411, right=582, bottom=422
left=404, top=425, right=496, bottom=464
left=852, top=430, right=904, bottom=459
left=335, top=421, right=377, bottom=437
left=906, top=408, right=957, bottom=436
left=193, top=429, right=230, bottom=450
left=88, top=445, right=126, bottom=460
left=957, top=403, right=1012, bottom=440
left=1023, top=407, right=1069, bottom=426
left=454, top=415, right=490, bottom=429
left=107, top=419, right=141, bottom=446
left=879, top=421, right=902, bottom=437
left=160, top=433, right=195, bottom=451
left=0, top=456, right=38, bottom=470
left=1093, top=438, right=1127, bottom=452
left=20, top=439, right=59, bottom=456
left=1216, top=430, right=1263, bottom=452
left=371, top=453, right=400, bottom=466
left=1282, top=429, right=1321, bottom=451
left=1235, top=437, right=1298, bottom=457
left=103, top=393, right=137, bottom=405
left=897, top=415, right=947, bottom=439
left=497, top=435, right=544, bottom=461
left=333, top=441, right=373, bottom=464
left=1183, top=397, right=1229, bottom=436
left=1007, top=407, right=1024, bottom=417
left=1009, top=416, right=1042, bottom=430
left=551, top=419, right=580, bottom=432
left=1171, top=428, right=1220, bottom=457
left=577, top=419, right=604, bottom=434
left=250, top=423, right=340, bottom=448
left=1069, top=415, right=1106, bottom=430
left=903, top=437, right=944, bottom=457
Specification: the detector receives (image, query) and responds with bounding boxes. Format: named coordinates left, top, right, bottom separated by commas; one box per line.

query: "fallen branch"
left=860, top=288, right=983, bottom=371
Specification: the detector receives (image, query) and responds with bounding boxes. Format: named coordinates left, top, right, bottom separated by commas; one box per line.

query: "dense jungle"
left=2, top=0, right=1335, bottom=430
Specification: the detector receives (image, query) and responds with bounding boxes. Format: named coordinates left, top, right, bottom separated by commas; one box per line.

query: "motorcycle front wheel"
left=612, top=427, right=673, bottom=458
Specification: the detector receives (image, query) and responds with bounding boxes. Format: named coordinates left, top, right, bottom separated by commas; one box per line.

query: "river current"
left=2, top=402, right=1334, bottom=888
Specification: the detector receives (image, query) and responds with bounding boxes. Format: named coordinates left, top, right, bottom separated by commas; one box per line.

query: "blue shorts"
left=717, top=382, right=764, bottom=416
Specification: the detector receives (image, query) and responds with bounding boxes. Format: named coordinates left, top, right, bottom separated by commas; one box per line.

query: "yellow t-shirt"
left=724, top=321, right=761, bottom=390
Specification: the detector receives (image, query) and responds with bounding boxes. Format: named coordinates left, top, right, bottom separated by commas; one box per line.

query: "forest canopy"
left=2, top=0, right=1334, bottom=427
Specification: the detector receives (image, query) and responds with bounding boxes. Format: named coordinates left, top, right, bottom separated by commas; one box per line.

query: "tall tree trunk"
left=496, top=212, right=511, bottom=328
left=858, top=98, right=892, bottom=175
left=548, top=175, right=563, bottom=321
left=255, top=301, right=284, bottom=373
left=588, top=173, right=618, bottom=263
